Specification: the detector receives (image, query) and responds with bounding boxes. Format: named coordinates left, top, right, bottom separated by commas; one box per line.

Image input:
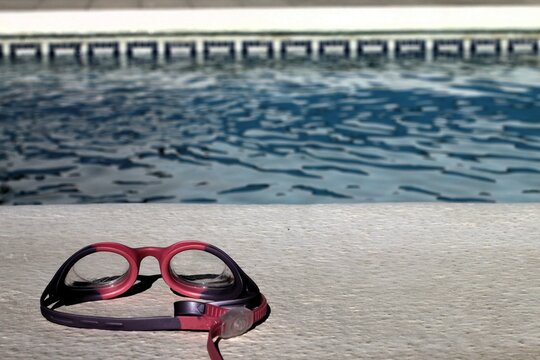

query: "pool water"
left=1, top=58, right=540, bottom=204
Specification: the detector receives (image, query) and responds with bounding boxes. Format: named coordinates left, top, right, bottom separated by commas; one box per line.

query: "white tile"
left=39, top=0, right=91, bottom=9
left=89, top=0, right=140, bottom=9
left=0, top=0, right=40, bottom=10
left=141, top=0, right=191, bottom=8
left=189, top=0, right=243, bottom=8
left=239, top=0, right=289, bottom=6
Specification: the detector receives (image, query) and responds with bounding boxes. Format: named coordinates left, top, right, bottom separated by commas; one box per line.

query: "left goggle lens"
left=64, top=251, right=130, bottom=288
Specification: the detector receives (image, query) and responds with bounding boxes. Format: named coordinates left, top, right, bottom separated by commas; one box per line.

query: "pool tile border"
left=1, top=34, right=539, bottom=61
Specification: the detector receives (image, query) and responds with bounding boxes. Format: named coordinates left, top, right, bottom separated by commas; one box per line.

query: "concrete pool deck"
left=1, top=203, right=539, bottom=359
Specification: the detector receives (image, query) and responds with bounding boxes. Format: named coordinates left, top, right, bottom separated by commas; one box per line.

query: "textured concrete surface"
left=2, top=0, right=540, bottom=10
left=1, top=204, right=540, bottom=359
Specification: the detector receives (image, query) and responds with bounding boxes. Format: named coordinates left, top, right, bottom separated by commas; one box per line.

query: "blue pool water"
left=1, top=58, right=540, bottom=204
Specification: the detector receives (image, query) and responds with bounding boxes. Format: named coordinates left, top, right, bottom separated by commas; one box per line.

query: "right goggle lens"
left=169, top=250, right=234, bottom=288
left=64, top=251, right=130, bottom=288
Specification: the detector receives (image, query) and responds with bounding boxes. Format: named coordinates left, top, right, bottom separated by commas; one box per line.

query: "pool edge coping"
left=1, top=6, right=540, bottom=36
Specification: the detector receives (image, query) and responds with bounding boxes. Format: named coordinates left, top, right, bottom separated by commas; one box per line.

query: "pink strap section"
left=205, top=303, right=230, bottom=319
left=252, top=295, right=268, bottom=323
left=180, top=294, right=269, bottom=360
left=207, top=322, right=224, bottom=360
left=177, top=314, right=216, bottom=330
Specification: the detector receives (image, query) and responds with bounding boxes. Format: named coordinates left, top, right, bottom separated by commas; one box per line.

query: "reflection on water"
left=1, top=58, right=540, bottom=204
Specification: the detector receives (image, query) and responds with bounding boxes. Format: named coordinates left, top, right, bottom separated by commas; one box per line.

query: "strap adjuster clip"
left=219, top=307, right=253, bottom=339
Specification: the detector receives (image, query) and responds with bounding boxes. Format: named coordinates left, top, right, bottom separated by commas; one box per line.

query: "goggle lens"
left=169, top=249, right=235, bottom=288
left=64, top=251, right=130, bottom=288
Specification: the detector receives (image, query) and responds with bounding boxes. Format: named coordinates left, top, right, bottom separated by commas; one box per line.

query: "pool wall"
left=1, top=33, right=539, bottom=61
left=0, top=6, right=539, bottom=61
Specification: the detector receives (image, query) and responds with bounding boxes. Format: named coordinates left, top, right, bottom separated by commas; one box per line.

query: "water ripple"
left=1, top=59, right=540, bottom=204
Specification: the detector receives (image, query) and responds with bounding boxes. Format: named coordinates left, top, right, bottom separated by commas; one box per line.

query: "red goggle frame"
left=40, top=241, right=269, bottom=360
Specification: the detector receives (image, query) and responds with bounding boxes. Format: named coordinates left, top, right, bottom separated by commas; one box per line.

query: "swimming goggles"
left=40, top=241, right=269, bottom=360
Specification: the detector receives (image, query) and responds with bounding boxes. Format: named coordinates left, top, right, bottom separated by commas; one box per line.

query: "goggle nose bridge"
left=134, top=246, right=167, bottom=262
left=130, top=247, right=170, bottom=279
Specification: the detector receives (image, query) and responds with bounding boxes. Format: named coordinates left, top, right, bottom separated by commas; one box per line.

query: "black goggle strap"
left=41, top=285, right=267, bottom=360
